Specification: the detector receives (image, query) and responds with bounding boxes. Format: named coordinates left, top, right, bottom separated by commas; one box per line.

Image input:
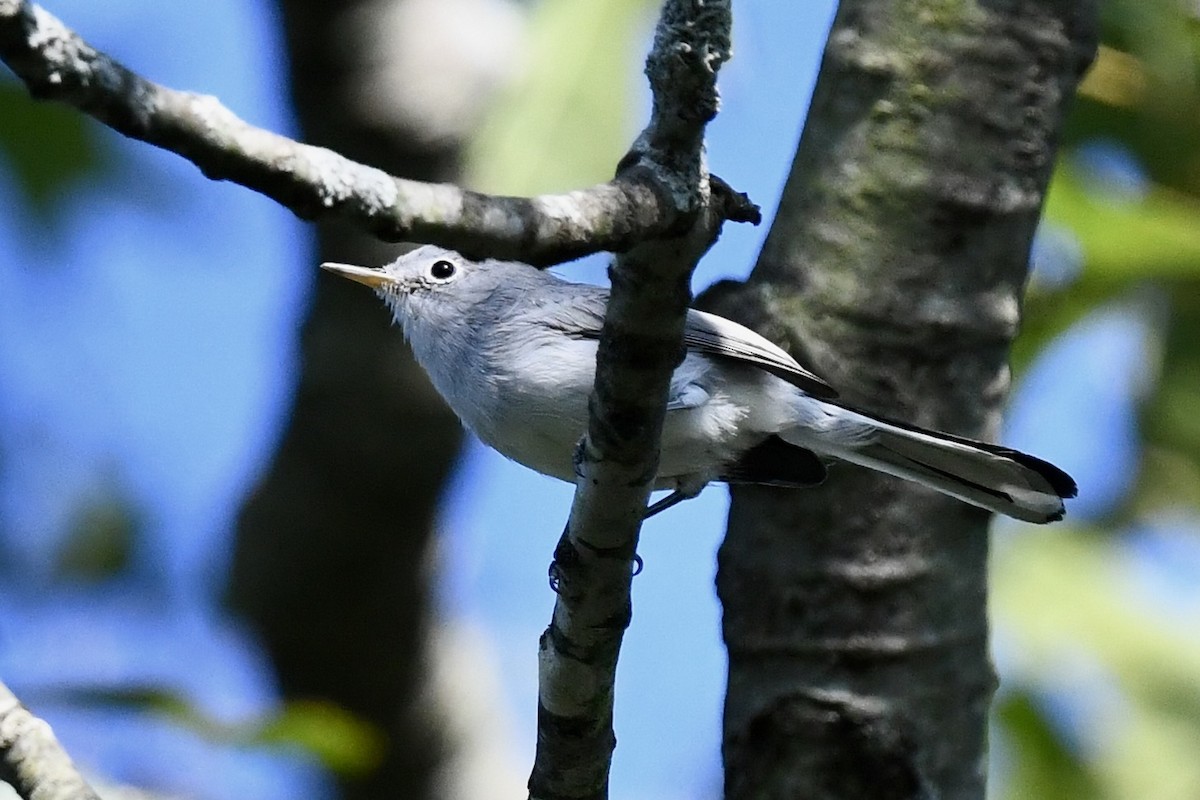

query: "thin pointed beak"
left=320, top=262, right=394, bottom=289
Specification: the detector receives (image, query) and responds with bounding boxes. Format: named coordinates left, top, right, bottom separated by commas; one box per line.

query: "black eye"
left=430, top=260, right=456, bottom=280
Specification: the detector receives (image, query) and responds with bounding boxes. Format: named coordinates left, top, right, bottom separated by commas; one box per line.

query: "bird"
left=321, top=245, right=1077, bottom=523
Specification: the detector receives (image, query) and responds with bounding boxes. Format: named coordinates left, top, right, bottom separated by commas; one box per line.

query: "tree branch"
left=0, top=0, right=684, bottom=265
left=528, top=3, right=735, bottom=798
left=0, top=680, right=101, bottom=800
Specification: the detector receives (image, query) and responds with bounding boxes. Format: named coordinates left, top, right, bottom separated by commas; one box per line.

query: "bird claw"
left=547, top=553, right=642, bottom=591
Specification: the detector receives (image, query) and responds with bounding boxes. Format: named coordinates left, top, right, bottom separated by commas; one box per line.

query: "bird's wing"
left=684, top=308, right=837, bottom=399
left=537, top=284, right=837, bottom=399
left=536, top=285, right=608, bottom=337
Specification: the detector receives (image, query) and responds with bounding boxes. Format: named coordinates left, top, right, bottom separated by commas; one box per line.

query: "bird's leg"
left=643, top=481, right=706, bottom=519
left=643, top=491, right=688, bottom=519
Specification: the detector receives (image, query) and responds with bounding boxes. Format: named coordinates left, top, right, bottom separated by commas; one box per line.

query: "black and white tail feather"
left=683, top=305, right=1077, bottom=524
left=776, top=406, right=1077, bottom=524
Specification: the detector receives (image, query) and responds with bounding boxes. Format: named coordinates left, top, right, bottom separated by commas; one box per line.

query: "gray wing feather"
left=536, top=282, right=837, bottom=399
left=536, top=284, right=608, bottom=336
left=684, top=309, right=837, bottom=399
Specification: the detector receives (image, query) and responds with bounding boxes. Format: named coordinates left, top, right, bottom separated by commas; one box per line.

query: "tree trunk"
left=227, top=2, right=517, bottom=799
left=713, top=2, right=1097, bottom=797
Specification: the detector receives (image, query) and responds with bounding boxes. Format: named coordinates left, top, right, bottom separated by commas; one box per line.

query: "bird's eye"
left=430, top=260, right=456, bottom=280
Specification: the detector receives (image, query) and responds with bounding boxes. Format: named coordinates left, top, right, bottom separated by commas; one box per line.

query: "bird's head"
left=321, top=245, right=516, bottom=336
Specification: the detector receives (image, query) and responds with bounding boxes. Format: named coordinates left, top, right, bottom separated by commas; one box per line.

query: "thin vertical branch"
left=528, top=3, right=740, bottom=798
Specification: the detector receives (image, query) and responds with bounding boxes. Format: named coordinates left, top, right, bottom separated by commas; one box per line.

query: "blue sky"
left=0, top=2, right=1150, bottom=799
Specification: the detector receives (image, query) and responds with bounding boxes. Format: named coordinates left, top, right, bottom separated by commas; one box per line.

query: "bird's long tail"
left=780, top=405, right=1077, bottom=524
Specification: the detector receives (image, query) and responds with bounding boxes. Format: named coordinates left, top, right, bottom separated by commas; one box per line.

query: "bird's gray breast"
left=463, top=322, right=597, bottom=482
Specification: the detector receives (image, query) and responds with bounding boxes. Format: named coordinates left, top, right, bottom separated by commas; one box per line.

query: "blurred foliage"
left=252, top=699, right=387, bottom=776
left=466, top=0, right=655, bottom=194
left=0, top=80, right=111, bottom=224
left=54, top=686, right=385, bottom=777
left=993, top=531, right=1200, bottom=800
left=996, top=0, right=1200, bottom=797
left=994, top=691, right=1104, bottom=800
left=1046, top=167, right=1200, bottom=281
left=55, top=493, right=142, bottom=582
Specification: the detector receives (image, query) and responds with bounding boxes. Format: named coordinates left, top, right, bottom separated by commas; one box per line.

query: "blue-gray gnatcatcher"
left=322, top=246, right=1076, bottom=523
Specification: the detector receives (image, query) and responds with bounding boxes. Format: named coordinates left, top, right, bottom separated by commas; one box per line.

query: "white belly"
left=428, top=334, right=802, bottom=490
left=468, top=333, right=596, bottom=482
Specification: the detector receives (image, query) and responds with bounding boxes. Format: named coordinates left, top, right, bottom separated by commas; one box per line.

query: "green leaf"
left=56, top=492, right=143, bottom=582
left=0, top=80, right=111, bottom=220
left=1043, top=166, right=1200, bottom=282
left=254, top=699, right=386, bottom=777
left=1066, top=0, right=1200, bottom=195
left=48, top=687, right=384, bottom=776
left=994, top=691, right=1104, bottom=800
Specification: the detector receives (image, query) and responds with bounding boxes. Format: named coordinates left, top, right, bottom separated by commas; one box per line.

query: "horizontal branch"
left=0, top=0, right=687, bottom=265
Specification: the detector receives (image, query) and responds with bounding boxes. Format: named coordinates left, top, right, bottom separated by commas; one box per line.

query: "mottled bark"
left=710, top=2, right=1097, bottom=798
